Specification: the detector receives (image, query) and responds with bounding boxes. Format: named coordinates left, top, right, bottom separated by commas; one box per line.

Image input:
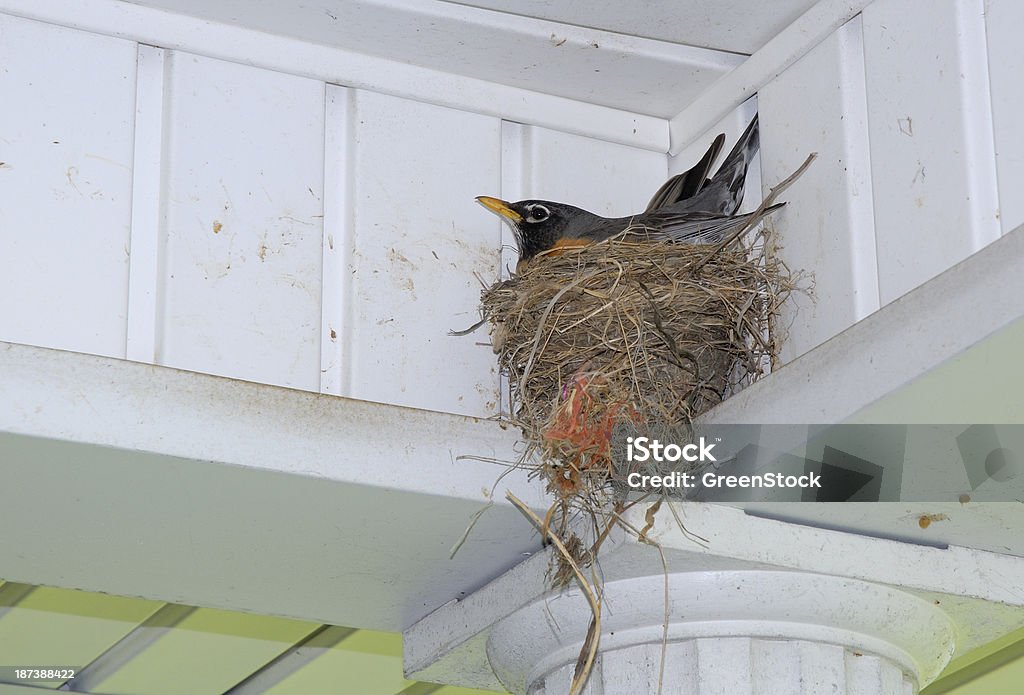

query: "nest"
left=482, top=226, right=793, bottom=546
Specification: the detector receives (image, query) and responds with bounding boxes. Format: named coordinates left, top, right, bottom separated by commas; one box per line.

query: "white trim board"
left=0, top=0, right=685, bottom=151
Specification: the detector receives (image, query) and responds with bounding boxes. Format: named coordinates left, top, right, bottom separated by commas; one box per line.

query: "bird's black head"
left=476, top=196, right=597, bottom=266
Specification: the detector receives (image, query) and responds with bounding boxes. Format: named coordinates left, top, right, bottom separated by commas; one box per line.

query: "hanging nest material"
left=481, top=222, right=797, bottom=566
left=473, top=155, right=812, bottom=695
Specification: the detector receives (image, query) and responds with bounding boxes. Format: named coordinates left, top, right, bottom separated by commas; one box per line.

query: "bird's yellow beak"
left=476, top=196, right=523, bottom=222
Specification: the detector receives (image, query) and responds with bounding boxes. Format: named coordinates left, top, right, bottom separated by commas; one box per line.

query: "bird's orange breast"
left=546, top=237, right=591, bottom=256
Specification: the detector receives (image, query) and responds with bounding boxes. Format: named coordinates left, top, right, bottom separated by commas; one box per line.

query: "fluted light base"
left=488, top=571, right=952, bottom=695
left=534, top=638, right=914, bottom=695
left=404, top=504, right=1024, bottom=695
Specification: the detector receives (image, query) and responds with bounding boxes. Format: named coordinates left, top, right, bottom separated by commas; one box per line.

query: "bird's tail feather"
left=644, top=132, right=725, bottom=212
left=684, top=114, right=760, bottom=216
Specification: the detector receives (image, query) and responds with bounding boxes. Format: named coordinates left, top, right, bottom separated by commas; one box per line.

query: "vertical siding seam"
left=125, top=44, right=166, bottom=364
left=838, top=15, right=881, bottom=320
left=321, top=84, right=354, bottom=396
left=957, top=0, right=1002, bottom=245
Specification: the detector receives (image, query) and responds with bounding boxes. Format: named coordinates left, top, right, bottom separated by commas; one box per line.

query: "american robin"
left=477, top=115, right=780, bottom=271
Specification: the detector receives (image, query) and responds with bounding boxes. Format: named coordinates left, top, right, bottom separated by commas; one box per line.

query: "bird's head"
left=475, top=196, right=598, bottom=268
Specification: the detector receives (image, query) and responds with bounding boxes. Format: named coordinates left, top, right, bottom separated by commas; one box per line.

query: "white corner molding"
left=405, top=502, right=1024, bottom=694
left=668, top=0, right=875, bottom=154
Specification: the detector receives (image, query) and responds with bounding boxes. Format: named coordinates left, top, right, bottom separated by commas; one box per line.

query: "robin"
left=477, top=115, right=780, bottom=271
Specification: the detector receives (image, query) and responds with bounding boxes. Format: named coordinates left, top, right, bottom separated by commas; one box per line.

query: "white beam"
left=0, top=346, right=546, bottom=630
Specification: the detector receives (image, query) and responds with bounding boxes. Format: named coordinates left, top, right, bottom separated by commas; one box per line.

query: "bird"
left=477, top=115, right=780, bottom=271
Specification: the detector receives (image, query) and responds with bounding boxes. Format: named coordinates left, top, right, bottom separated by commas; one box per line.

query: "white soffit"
left=444, top=0, right=820, bottom=55
left=116, top=0, right=745, bottom=118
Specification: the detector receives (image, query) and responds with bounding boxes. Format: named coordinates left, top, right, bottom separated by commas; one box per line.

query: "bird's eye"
left=526, top=205, right=550, bottom=223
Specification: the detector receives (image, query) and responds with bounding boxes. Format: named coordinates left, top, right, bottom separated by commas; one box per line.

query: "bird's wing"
left=644, top=133, right=726, bottom=212
left=639, top=203, right=784, bottom=244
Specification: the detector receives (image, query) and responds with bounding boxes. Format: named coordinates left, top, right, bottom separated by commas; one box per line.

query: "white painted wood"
left=319, top=85, right=352, bottom=397
left=0, top=14, right=136, bottom=358
left=861, top=0, right=1001, bottom=304
left=759, top=16, right=880, bottom=361
left=985, top=0, right=1024, bottom=235
left=156, top=51, right=325, bottom=391
left=0, top=0, right=673, bottom=151
left=345, top=90, right=502, bottom=416
left=499, top=121, right=528, bottom=280
left=124, top=0, right=744, bottom=120
left=454, top=0, right=818, bottom=54
left=0, top=340, right=546, bottom=630
left=125, top=44, right=167, bottom=364
left=668, top=0, right=875, bottom=155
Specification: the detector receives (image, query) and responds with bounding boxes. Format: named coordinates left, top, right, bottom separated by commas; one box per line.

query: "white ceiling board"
left=444, top=0, right=819, bottom=54
left=117, top=0, right=744, bottom=118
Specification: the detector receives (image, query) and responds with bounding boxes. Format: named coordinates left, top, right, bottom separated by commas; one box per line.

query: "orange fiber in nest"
left=544, top=370, right=638, bottom=472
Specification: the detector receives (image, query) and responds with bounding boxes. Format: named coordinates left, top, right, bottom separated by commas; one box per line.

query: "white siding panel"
left=985, top=0, right=1024, bottom=236
left=508, top=125, right=668, bottom=218
left=0, top=14, right=136, bottom=358
left=759, top=17, right=879, bottom=362
left=345, top=91, right=502, bottom=416
left=862, top=0, right=1000, bottom=305
left=157, top=52, right=325, bottom=391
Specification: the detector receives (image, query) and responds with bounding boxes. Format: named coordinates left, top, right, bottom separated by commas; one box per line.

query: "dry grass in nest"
left=481, top=225, right=794, bottom=556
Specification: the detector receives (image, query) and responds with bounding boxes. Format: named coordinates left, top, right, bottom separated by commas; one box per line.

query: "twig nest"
left=482, top=227, right=792, bottom=505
